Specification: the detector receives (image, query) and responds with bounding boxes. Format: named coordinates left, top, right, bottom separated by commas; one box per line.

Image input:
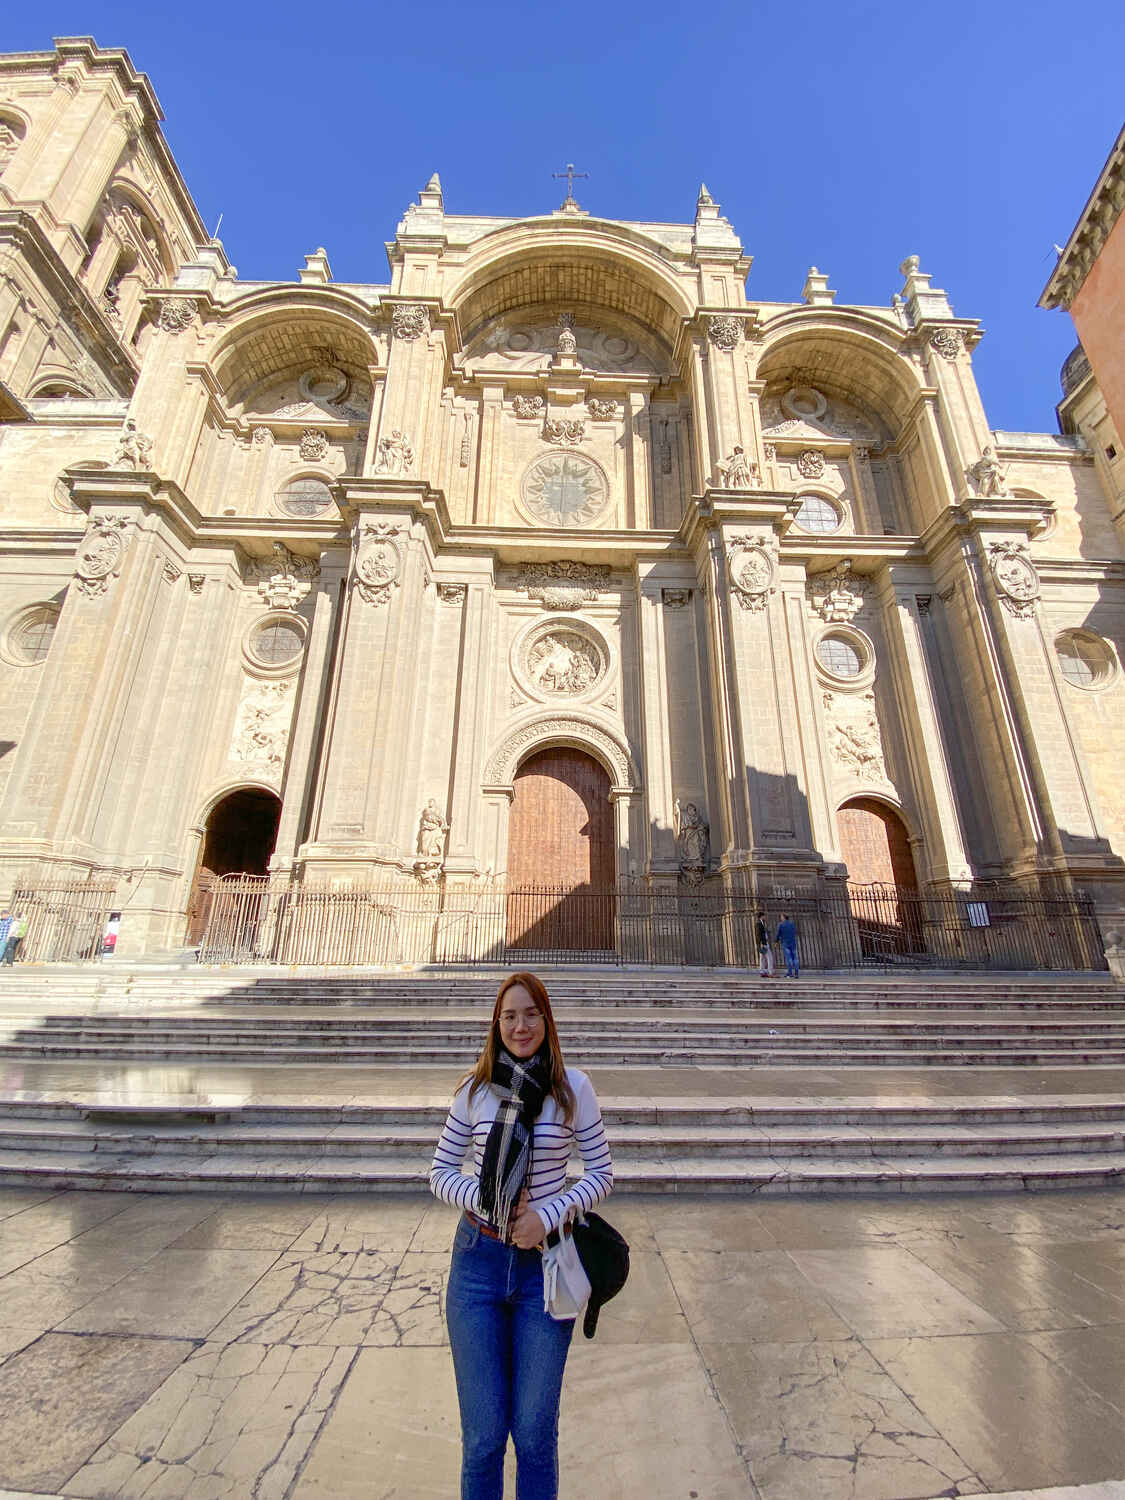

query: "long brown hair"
left=463, top=972, right=576, bottom=1125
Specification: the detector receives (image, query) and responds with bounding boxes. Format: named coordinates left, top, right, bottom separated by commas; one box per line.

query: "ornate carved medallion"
left=707, top=315, right=743, bottom=352
left=353, top=523, right=404, bottom=608
left=727, top=535, right=776, bottom=612
left=75, top=515, right=131, bottom=598
left=299, top=429, right=329, bottom=462
left=516, top=620, right=609, bottom=700
left=392, top=303, right=430, bottom=341
left=988, top=541, right=1040, bottom=618
left=796, top=449, right=826, bottom=479
left=158, top=298, right=195, bottom=334
left=520, top=451, right=609, bottom=529
left=929, top=328, right=963, bottom=361
left=517, top=559, right=612, bottom=610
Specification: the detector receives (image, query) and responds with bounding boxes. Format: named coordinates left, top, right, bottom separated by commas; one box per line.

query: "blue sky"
left=8, top=2, right=1123, bottom=432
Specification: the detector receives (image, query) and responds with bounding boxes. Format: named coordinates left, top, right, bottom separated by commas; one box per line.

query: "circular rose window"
left=793, top=494, right=842, bottom=534
left=520, top=452, right=609, bottom=529
left=246, top=615, right=307, bottom=672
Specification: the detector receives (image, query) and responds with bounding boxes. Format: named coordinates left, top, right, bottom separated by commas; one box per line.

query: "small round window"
left=277, top=476, right=333, bottom=517
left=4, top=604, right=59, bottom=666
left=1055, top=631, right=1115, bottom=691
left=816, top=633, right=864, bottom=679
left=250, top=618, right=306, bottom=667
left=794, top=494, right=841, bottom=534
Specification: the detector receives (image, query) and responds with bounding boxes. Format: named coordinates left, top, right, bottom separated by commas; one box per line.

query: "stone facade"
left=1, top=40, right=1124, bottom=958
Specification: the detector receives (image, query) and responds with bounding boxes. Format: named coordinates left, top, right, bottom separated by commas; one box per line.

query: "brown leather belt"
left=464, top=1207, right=568, bottom=1249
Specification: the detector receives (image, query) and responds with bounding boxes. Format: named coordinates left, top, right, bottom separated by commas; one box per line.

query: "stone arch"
left=207, top=296, right=380, bottom=411
left=756, top=314, right=924, bottom=435
left=447, top=220, right=696, bottom=354
left=183, top=782, right=282, bottom=943
left=483, top=712, right=638, bottom=793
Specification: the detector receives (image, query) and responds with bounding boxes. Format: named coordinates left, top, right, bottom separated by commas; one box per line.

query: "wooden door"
left=837, top=798, right=922, bottom=956
left=507, top=748, right=615, bottom=952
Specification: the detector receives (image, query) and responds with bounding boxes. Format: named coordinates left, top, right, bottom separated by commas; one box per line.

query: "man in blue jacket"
left=776, top=913, right=799, bottom=978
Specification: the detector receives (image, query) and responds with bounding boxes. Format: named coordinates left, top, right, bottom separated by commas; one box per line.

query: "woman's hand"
left=509, top=1189, right=547, bottom=1249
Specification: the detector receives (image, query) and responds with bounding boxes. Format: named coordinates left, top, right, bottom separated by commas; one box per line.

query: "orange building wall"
left=1071, top=210, right=1125, bottom=441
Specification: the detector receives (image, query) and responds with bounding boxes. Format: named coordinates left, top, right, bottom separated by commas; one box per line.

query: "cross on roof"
left=552, top=162, right=588, bottom=207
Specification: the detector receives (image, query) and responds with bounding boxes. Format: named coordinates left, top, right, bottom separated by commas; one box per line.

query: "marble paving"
left=0, top=1188, right=1121, bottom=1497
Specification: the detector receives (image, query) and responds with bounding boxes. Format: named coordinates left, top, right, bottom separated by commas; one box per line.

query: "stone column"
left=444, top=564, right=498, bottom=877
left=634, top=570, right=679, bottom=876
left=878, top=569, right=973, bottom=885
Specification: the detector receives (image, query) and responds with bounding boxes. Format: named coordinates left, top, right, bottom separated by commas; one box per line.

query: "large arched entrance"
left=837, top=797, right=922, bottom=958
left=185, top=788, right=282, bottom=944
left=507, top=747, right=615, bottom=953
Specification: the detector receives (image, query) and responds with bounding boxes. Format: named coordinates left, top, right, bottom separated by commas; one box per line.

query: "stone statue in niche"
left=718, top=445, right=758, bottom=489
left=674, top=800, right=709, bottom=884
left=415, top=799, right=449, bottom=883
left=375, top=428, right=414, bottom=475
left=967, top=444, right=1007, bottom=497
left=555, top=312, right=578, bottom=357
left=114, top=417, right=153, bottom=469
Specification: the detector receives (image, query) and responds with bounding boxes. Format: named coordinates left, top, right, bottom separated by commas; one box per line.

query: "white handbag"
left=542, top=1229, right=591, bottom=1322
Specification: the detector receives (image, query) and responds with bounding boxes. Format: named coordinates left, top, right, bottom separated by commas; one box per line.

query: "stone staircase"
left=0, top=965, right=1122, bottom=1195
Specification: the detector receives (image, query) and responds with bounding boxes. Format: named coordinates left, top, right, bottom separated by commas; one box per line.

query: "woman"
left=430, top=971, right=613, bottom=1500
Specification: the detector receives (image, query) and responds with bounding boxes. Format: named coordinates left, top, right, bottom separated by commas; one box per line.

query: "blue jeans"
left=445, top=1215, right=575, bottom=1500
left=782, top=942, right=799, bottom=977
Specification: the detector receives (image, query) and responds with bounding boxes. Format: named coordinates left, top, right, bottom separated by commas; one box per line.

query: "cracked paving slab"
left=0, top=1333, right=193, bottom=1494
left=207, top=1248, right=402, bottom=1346
left=701, top=1335, right=982, bottom=1500
left=64, top=1340, right=355, bottom=1500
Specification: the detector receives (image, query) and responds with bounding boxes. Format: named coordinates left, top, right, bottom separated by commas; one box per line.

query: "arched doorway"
left=836, top=798, right=923, bottom=958
left=507, top=747, right=615, bottom=953
left=185, top=788, right=282, bottom=944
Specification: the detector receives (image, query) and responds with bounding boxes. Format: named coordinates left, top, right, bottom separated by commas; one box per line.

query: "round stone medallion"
left=516, top=620, right=609, bottom=700
left=520, top=451, right=609, bottom=529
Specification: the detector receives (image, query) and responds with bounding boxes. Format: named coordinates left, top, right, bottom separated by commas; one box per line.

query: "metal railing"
left=8, top=883, right=117, bottom=963
left=196, top=876, right=1108, bottom=972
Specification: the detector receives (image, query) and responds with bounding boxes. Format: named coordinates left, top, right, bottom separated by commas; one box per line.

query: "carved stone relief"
left=544, top=417, right=585, bottom=446
left=353, top=522, right=405, bottom=608
left=967, top=445, right=1008, bottom=497
left=662, top=588, right=691, bottom=609
left=555, top=312, right=578, bottom=357
left=74, top=514, right=132, bottom=598
left=707, top=315, right=743, bottom=352
left=988, top=541, right=1040, bottom=618
left=299, top=429, right=330, bottom=462
left=375, top=429, right=414, bottom=475
left=162, top=560, right=182, bottom=585
left=520, top=451, right=609, bottom=528
left=459, top=412, right=474, bottom=467
left=930, top=328, right=963, bottom=360
left=230, top=678, right=294, bottom=778
left=807, top=561, right=867, bottom=623
left=515, top=560, right=612, bottom=610
left=586, top=398, right=617, bottom=421
left=246, top=543, right=319, bottom=611
left=796, top=449, right=826, bottom=479
left=521, top=628, right=605, bottom=697
left=158, top=298, right=195, bottom=334
left=252, top=426, right=274, bottom=446
left=436, top=582, right=467, bottom=604
left=512, top=394, right=544, bottom=420
left=717, top=446, right=759, bottom=489
left=822, top=689, right=887, bottom=784
left=414, top=798, right=449, bottom=883
left=727, top=533, right=777, bottom=612
left=188, top=573, right=205, bottom=594
left=392, top=303, right=430, bottom=341
left=760, top=387, right=879, bottom=445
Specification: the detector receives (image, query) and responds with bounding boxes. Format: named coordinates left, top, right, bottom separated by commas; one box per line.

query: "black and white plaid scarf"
left=478, top=1044, right=551, bottom=1240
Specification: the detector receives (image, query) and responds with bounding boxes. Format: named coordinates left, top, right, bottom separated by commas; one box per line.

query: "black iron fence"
left=196, top=876, right=1107, bottom=972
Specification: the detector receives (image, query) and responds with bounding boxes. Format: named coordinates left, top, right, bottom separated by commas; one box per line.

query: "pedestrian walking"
left=431, top=971, right=614, bottom=1500
left=776, top=912, right=799, bottom=978
left=1, top=911, right=26, bottom=965
left=755, top=910, right=774, bottom=976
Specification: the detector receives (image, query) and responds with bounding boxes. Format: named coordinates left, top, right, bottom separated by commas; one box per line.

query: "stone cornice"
left=1040, top=123, right=1125, bottom=310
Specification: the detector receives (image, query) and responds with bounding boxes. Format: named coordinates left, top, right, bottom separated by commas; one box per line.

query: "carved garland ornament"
left=299, top=428, right=330, bottom=462
left=807, top=560, right=868, bottom=623
left=512, top=394, right=544, bottom=420
left=727, top=533, right=777, bottom=613
left=484, top=716, right=635, bottom=789
left=796, top=449, right=826, bottom=479
left=544, top=417, right=585, bottom=446
left=707, top=315, right=743, bottom=352
left=158, top=298, right=195, bottom=334
left=586, top=398, right=617, bottom=421
left=929, top=328, right=963, bottom=361
left=74, top=514, right=132, bottom=598
left=392, top=303, right=430, bottom=341
left=518, top=559, right=612, bottom=610
left=246, top=543, right=319, bottom=612
left=988, top=541, right=1040, bottom=619
left=353, top=522, right=405, bottom=608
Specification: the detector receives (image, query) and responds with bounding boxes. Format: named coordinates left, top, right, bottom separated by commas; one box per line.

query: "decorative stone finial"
left=802, top=266, right=836, bottom=306
left=419, top=172, right=444, bottom=212
left=698, top=182, right=715, bottom=207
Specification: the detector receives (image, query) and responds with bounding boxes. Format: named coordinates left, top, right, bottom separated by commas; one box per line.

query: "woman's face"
left=498, top=983, right=546, bottom=1060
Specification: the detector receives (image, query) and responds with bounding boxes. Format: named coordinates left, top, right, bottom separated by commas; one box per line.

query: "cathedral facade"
left=1, top=40, right=1123, bottom=963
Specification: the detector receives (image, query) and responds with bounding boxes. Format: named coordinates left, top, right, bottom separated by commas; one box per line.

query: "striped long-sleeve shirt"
left=429, top=1066, right=613, bottom=1235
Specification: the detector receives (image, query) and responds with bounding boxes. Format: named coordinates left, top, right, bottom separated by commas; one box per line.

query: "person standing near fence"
left=1, top=911, right=26, bottom=965
left=755, top=911, right=774, bottom=977
left=776, top=912, right=799, bottom=978
left=0, top=911, right=11, bottom=965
